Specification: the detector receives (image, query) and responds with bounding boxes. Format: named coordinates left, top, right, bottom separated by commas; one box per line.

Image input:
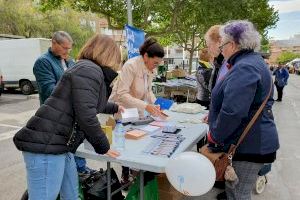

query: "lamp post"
left=127, top=0, right=133, bottom=25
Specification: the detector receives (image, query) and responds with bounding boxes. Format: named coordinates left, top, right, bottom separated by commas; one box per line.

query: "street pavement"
left=0, top=74, right=300, bottom=200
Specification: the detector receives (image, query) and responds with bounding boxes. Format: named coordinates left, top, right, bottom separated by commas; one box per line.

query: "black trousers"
left=275, top=82, right=284, bottom=101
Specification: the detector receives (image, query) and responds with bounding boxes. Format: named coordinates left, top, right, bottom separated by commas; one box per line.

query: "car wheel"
left=20, top=81, right=34, bottom=95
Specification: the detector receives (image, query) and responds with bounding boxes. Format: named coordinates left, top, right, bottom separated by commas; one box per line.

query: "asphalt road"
left=0, top=75, right=299, bottom=200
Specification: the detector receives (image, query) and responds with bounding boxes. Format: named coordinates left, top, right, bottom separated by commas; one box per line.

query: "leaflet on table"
left=137, top=125, right=162, bottom=134
left=142, top=133, right=185, bottom=157
left=150, top=121, right=177, bottom=133
left=121, top=108, right=139, bottom=123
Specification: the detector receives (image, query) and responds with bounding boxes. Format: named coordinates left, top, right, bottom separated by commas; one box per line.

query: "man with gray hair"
left=33, top=31, right=91, bottom=174
left=33, top=31, right=74, bottom=104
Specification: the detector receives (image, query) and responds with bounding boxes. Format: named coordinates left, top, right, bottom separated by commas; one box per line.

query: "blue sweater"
left=208, top=50, right=279, bottom=163
left=33, top=48, right=74, bottom=104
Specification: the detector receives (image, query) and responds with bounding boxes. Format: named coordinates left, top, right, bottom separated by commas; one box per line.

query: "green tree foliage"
left=39, top=0, right=278, bottom=73
left=277, top=51, right=300, bottom=64
left=39, top=0, right=185, bottom=35
left=0, top=0, right=94, bottom=58
left=170, top=0, right=279, bottom=73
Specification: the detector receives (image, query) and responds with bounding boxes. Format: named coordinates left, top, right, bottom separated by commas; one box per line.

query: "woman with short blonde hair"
left=205, top=25, right=222, bottom=57
left=205, top=25, right=228, bottom=91
left=78, top=34, right=121, bottom=71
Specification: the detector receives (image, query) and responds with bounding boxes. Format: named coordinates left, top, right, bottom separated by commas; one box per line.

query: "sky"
left=268, top=0, right=300, bottom=40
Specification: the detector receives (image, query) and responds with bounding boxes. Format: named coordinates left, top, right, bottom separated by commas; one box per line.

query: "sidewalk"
left=26, top=93, right=39, bottom=100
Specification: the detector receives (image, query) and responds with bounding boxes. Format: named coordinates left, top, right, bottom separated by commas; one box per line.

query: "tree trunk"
left=188, top=50, right=194, bottom=75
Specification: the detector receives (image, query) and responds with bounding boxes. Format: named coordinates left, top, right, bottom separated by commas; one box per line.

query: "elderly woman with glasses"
left=207, top=20, right=279, bottom=200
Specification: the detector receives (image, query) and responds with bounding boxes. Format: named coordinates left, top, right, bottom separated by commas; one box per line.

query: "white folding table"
left=76, top=110, right=208, bottom=200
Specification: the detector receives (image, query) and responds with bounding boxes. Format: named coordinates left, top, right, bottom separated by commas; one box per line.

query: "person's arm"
left=71, top=65, right=110, bottom=154
left=116, top=62, right=147, bottom=110
left=284, top=68, right=289, bottom=84
left=33, top=58, right=57, bottom=100
left=209, top=64, right=260, bottom=145
left=103, top=102, right=119, bottom=114
left=149, top=91, right=156, bottom=104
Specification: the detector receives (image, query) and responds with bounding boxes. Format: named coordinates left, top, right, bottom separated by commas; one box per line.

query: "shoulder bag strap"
left=228, top=79, right=273, bottom=155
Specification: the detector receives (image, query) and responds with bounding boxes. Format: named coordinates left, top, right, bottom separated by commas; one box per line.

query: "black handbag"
left=80, top=168, right=124, bottom=200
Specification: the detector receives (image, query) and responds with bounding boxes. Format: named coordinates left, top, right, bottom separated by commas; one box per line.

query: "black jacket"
left=209, top=53, right=224, bottom=91
left=14, top=59, right=119, bottom=155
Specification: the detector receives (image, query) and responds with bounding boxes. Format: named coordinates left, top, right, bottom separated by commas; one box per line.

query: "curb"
left=27, top=94, right=39, bottom=100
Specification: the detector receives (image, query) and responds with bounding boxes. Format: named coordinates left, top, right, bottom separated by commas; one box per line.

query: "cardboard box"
left=101, top=125, right=112, bottom=144
left=106, top=116, right=116, bottom=129
left=172, top=69, right=186, bottom=78
left=157, top=174, right=184, bottom=200
left=166, top=71, right=173, bottom=79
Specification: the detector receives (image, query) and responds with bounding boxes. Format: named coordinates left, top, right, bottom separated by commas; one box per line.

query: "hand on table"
left=202, top=113, right=209, bottom=124
left=146, top=104, right=167, bottom=119
left=106, top=149, right=120, bottom=158
left=117, top=105, right=125, bottom=114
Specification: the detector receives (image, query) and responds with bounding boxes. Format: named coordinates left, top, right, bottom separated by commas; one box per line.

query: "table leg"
left=139, top=170, right=144, bottom=200
left=107, top=162, right=111, bottom=200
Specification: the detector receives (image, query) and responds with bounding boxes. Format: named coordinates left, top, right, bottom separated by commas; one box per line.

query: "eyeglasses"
left=54, top=40, right=72, bottom=52
left=219, top=41, right=230, bottom=51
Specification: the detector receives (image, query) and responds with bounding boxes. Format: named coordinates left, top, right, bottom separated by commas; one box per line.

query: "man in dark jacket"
left=33, top=31, right=89, bottom=173
left=273, top=63, right=289, bottom=102
left=33, top=31, right=74, bottom=105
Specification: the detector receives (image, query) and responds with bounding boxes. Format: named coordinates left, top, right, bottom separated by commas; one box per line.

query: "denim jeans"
left=23, top=151, right=78, bottom=200
left=74, top=156, right=87, bottom=173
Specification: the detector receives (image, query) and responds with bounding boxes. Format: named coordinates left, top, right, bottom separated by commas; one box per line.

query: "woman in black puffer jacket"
left=14, top=34, right=122, bottom=200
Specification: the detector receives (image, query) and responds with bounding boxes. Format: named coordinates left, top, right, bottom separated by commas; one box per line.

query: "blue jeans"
left=23, top=152, right=78, bottom=200
left=74, top=156, right=87, bottom=173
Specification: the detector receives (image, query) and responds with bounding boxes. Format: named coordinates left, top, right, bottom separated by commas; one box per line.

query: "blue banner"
left=125, top=24, right=145, bottom=59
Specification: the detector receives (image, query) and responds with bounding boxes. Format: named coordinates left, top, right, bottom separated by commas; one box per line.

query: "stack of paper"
left=138, top=125, right=161, bottom=134
left=121, top=108, right=139, bottom=123
left=125, top=129, right=146, bottom=140
left=149, top=121, right=167, bottom=128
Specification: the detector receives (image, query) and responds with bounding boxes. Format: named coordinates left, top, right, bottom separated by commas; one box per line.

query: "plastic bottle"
left=113, top=120, right=125, bottom=151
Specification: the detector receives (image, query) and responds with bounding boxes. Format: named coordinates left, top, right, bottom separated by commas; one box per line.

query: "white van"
left=0, top=38, right=51, bottom=94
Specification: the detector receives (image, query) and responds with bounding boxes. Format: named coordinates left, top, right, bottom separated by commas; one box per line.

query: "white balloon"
left=165, top=151, right=216, bottom=196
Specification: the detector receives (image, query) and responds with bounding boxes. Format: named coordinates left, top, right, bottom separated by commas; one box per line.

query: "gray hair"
left=52, top=31, right=73, bottom=44
left=220, top=20, right=261, bottom=51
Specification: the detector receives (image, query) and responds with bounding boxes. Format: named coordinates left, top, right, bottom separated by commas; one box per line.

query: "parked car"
left=287, top=58, right=300, bottom=75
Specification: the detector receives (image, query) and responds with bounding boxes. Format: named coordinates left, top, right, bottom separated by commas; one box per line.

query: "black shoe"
left=120, top=176, right=130, bottom=191
left=275, top=99, right=282, bottom=102
left=216, top=191, right=227, bottom=200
